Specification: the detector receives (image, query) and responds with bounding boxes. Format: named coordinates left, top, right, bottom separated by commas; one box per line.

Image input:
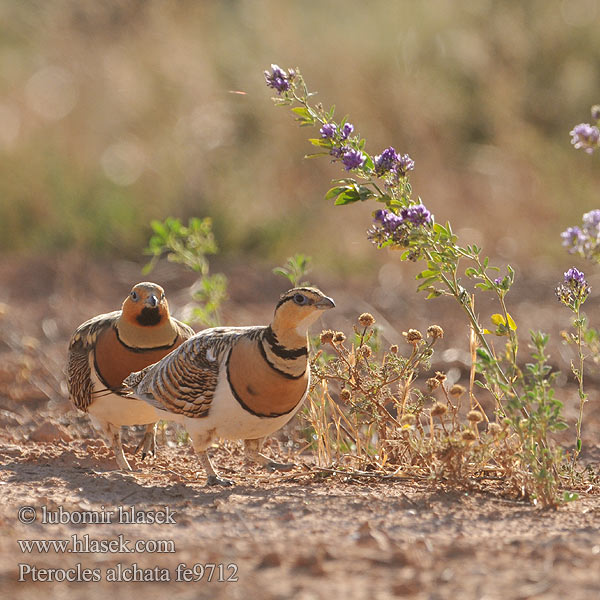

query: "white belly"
left=88, top=364, right=157, bottom=426
left=153, top=368, right=308, bottom=443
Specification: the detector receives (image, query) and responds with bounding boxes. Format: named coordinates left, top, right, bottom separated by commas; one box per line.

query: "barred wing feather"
left=67, top=311, right=121, bottom=411
left=124, top=326, right=264, bottom=419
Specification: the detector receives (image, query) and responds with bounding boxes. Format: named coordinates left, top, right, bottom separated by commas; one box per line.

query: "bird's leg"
left=90, top=416, right=132, bottom=471
left=244, top=438, right=295, bottom=472
left=134, top=423, right=157, bottom=460
left=190, top=432, right=232, bottom=486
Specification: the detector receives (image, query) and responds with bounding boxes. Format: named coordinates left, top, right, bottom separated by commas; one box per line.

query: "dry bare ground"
left=0, top=257, right=599, bottom=599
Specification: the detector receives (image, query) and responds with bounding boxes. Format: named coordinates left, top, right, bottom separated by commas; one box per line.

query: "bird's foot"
left=206, top=474, right=234, bottom=487
left=115, top=453, right=133, bottom=471
left=134, top=430, right=156, bottom=461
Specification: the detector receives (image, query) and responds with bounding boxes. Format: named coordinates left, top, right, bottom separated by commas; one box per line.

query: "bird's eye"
left=293, top=293, right=308, bottom=305
left=131, top=291, right=138, bottom=301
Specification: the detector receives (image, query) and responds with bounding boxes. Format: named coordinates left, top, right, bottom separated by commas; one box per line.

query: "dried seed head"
left=403, top=329, right=423, bottom=343
left=340, top=389, right=351, bottom=401
left=358, top=345, right=372, bottom=358
left=427, top=325, right=444, bottom=339
left=449, top=384, right=466, bottom=397
left=401, top=413, right=417, bottom=425
left=320, top=330, right=335, bottom=345
left=358, top=313, right=375, bottom=327
left=467, top=410, right=483, bottom=423
left=426, top=377, right=440, bottom=391
left=461, top=430, right=477, bottom=442
left=389, top=344, right=399, bottom=354
left=431, top=402, right=447, bottom=417
left=333, top=331, right=346, bottom=344
left=434, top=371, right=447, bottom=382
left=487, top=422, right=502, bottom=436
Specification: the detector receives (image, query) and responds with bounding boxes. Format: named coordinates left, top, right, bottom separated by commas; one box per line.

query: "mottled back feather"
left=124, top=326, right=266, bottom=418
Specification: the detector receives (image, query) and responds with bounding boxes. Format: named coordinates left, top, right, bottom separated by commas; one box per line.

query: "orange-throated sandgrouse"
left=124, top=287, right=335, bottom=485
left=67, top=282, right=194, bottom=470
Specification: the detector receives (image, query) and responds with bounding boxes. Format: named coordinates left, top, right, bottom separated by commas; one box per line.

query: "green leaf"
left=476, top=348, right=492, bottom=363
left=562, top=491, right=579, bottom=502
left=357, top=185, right=374, bottom=201
left=309, top=138, right=332, bottom=148
left=334, top=189, right=361, bottom=205
left=325, top=186, right=346, bottom=200
left=291, top=106, right=315, bottom=125
left=417, top=276, right=440, bottom=292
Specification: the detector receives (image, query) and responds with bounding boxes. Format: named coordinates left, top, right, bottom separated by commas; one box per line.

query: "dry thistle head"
left=358, top=313, right=375, bottom=327
left=403, top=329, right=423, bottom=344
left=320, top=330, right=335, bottom=345
left=487, top=422, right=502, bottom=437
left=333, top=331, right=346, bottom=344
left=434, top=371, right=447, bottom=383
left=431, top=402, right=447, bottom=417
left=449, top=384, right=466, bottom=398
left=358, top=345, right=372, bottom=358
left=461, top=430, right=477, bottom=443
left=427, top=325, right=444, bottom=340
left=389, top=344, right=399, bottom=354
left=426, top=377, right=440, bottom=391
left=467, top=410, right=483, bottom=424
left=400, top=413, right=417, bottom=425
left=340, top=389, right=351, bottom=401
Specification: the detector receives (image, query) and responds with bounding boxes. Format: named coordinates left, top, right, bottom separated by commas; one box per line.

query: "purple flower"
left=564, top=267, right=586, bottom=285
left=556, top=266, right=590, bottom=307
left=330, top=144, right=348, bottom=159
left=494, top=277, right=503, bottom=285
left=401, top=203, right=432, bottom=226
left=374, top=147, right=415, bottom=179
left=341, top=123, right=354, bottom=139
left=374, top=147, right=399, bottom=174
left=320, top=123, right=337, bottom=139
left=570, top=123, right=600, bottom=154
left=373, top=209, right=388, bottom=223
left=561, top=226, right=585, bottom=254
left=374, top=209, right=403, bottom=232
left=397, top=154, right=415, bottom=175
left=591, top=105, right=600, bottom=121
left=342, top=148, right=366, bottom=170
left=264, top=64, right=290, bottom=94
left=582, top=209, right=600, bottom=229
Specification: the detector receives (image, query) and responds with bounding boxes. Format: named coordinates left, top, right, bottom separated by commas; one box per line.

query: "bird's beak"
left=315, top=296, right=335, bottom=310
left=145, top=295, right=159, bottom=308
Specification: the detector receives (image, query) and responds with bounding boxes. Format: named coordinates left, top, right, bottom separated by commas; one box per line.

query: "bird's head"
left=121, top=282, right=170, bottom=327
left=272, top=287, right=335, bottom=338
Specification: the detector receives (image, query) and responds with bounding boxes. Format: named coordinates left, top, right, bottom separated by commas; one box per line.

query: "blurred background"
left=1, top=0, right=600, bottom=325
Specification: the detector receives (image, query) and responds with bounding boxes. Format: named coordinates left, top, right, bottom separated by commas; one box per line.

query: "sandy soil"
left=1, top=257, right=599, bottom=599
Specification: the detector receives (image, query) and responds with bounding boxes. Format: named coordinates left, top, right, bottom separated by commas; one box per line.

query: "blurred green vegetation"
left=1, top=0, right=600, bottom=274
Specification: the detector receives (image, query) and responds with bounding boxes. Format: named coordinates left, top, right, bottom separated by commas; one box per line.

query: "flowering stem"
left=574, top=306, right=586, bottom=461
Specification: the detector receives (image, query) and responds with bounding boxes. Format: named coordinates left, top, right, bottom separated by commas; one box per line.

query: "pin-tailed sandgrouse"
left=67, top=282, right=194, bottom=470
left=124, top=287, right=335, bottom=485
